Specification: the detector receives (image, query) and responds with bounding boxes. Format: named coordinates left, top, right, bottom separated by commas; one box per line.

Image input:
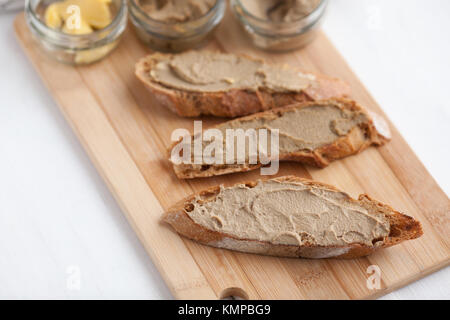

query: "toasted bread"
left=163, top=176, right=423, bottom=259
left=169, top=99, right=391, bottom=179
left=135, top=51, right=351, bottom=117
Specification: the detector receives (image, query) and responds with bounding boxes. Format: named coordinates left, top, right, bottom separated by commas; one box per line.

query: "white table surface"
left=0, top=0, right=448, bottom=300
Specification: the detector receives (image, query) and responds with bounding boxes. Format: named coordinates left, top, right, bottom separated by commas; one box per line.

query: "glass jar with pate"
left=25, top=0, right=128, bottom=65
left=129, top=0, right=226, bottom=52
left=231, top=0, right=328, bottom=52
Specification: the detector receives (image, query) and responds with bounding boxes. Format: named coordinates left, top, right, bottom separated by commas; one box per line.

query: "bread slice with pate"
left=169, top=99, right=391, bottom=179
left=135, top=50, right=351, bottom=117
left=163, top=176, right=423, bottom=259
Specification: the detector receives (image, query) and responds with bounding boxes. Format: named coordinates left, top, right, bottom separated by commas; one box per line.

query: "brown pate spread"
left=138, top=0, right=216, bottom=23
left=216, top=104, right=369, bottom=152
left=187, top=179, right=390, bottom=247
left=149, top=51, right=316, bottom=92
left=240, top=0, right=321, bottom=22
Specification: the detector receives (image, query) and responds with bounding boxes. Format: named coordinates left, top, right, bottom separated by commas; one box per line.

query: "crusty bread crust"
left=169, top=99, right=391, bottom=179
left=135, top=52, right=351, bottom=117
left=163, top=176, right=423, bottom=259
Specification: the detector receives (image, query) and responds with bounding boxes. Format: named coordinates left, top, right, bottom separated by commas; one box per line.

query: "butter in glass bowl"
left=25, top=0, right=127, bottom=65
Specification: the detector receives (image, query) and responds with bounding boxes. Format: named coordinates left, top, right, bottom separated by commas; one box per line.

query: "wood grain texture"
left=14, top=10, right=449, bottom=300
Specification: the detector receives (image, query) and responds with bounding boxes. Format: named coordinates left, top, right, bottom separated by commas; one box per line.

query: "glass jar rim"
left=25, top=0, right=127, bottom=42
left=129, top=0, right=223, bottom=27
left=234, top=0, right=328, bottom=26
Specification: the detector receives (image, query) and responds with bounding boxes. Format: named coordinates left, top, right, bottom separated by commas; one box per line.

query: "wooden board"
left=14, top=12, right=449, bottom=300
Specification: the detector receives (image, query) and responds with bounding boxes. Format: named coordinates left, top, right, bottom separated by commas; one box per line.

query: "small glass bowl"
left=129, top=0, right=226, bottom=52
left=25, top=0, right=127, bottom=65
left=231, top=0, right=328, bottom=52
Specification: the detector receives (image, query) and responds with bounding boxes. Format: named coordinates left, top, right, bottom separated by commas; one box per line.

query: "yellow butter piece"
left=44, top=3, right=63, bottom=29
left=84, top=0, right=112, bottom=29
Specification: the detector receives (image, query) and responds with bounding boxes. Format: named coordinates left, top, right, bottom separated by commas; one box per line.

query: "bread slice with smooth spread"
left=163, top=176, right=423, bottom=259
left=135, top=50, right=351, bottom=117
left=169, top=99, right=391, bottom=179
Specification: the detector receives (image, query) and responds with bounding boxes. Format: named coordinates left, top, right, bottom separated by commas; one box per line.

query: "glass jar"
left=231, top=0, right=328, bottom=52
left=25, top=0, right=128, bottom=65
left=129, top=0, right=226, bottom=52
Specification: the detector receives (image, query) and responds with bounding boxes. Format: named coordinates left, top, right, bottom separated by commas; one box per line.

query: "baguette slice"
left=163, top=176, right=423, bottom=259
left=169, top=99, right=391, bottom=179
left=135, top=51, right=351, bottom=117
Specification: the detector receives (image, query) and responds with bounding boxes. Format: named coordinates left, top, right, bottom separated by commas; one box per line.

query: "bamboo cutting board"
left=14, top=11, right=449, bottom=299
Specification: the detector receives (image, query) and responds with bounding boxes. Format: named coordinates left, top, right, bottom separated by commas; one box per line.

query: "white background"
left=0, top=0, right=448, bottom=299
